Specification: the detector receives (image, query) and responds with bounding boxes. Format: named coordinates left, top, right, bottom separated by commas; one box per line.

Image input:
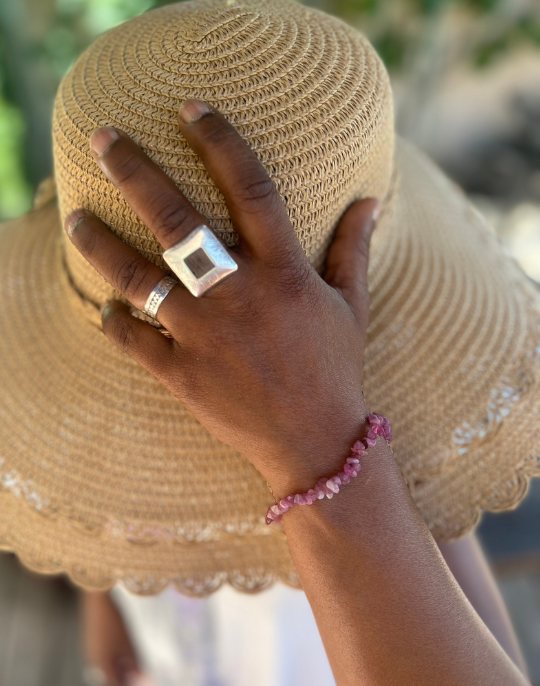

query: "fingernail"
left=179, top=100, right=212, bottom=124
left=100, top=301, right=115, bottom=318
left=90, top=127, right=120, bottom=157
left=65, top=209, right=88, bottom=237
left=372, top=200, right=383, bottom=223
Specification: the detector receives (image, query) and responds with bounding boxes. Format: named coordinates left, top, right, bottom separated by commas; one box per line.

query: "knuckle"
left=235, top=175, right=278, bottom=211
left=112, top=255, right=152, bottom=297
left=200, top=118, right=235, bottom=147
left=103, top=313, right=136, bottom=355
left=332, top=273, right=361, bottom=301
left=108, top=149, right=144, bottom=187
left=150, top=195, right=195, bottom=241
left=223, top=285, right=260, bottom=322
left=115, top=322, right=136, bottom=354
left=328, top=255, right=367, bottom=298
left=269, top=253, right=313, bottom=299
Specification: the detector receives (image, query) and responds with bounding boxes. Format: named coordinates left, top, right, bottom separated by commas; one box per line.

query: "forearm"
left=278, top=434, right=529, bottom=686
left=438, top=534, right=529, bottom=677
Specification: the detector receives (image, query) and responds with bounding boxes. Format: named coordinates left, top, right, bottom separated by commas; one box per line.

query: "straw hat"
left=1, top=0, right=540, bottom=597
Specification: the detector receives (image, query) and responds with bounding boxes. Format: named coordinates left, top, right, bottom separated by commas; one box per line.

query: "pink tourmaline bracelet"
left=265, top=413, right=393, bottom=525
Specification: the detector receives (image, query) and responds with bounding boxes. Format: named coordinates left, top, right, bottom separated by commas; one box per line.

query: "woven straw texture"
left=1, top=0, right=540, bottom=596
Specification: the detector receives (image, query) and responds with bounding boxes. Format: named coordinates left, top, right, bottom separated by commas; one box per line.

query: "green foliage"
left=0, top=87, right=31, bottom=218
left=373, top=30, right=408, bottom=70
left=0, top=0, right=539, bottom=219
left=43, top=0, right=156, bottom=79
left=472, top=15, right=540, bottom=68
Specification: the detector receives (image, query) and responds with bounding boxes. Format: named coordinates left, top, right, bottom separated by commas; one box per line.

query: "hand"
left=82, top=592, right=144, bottom=686
left=65, top=100, right=380, bottom=497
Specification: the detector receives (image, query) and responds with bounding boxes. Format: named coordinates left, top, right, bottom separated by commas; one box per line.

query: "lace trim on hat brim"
left=415, top=204, right=540, bottom=542
left=0, top=538, right=301, bottom=597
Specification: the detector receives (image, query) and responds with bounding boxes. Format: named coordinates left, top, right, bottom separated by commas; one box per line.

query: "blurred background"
left=0, top=0, right=540, bottom=683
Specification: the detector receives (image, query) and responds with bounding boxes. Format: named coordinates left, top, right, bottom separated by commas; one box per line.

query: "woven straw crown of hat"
left=1, top=0, right=540, bottom=595
left=55, top=0, right=394, bottom=310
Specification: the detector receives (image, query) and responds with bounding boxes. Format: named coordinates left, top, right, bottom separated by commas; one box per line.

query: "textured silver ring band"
left=143, top=276, right=179, bottom=319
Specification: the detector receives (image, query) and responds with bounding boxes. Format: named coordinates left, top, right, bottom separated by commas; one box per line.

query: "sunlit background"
left=1, top=0, right=540, bottom=684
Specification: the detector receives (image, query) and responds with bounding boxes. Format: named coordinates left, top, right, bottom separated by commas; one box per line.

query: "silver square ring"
left=162, top=225, right=238, bottom=297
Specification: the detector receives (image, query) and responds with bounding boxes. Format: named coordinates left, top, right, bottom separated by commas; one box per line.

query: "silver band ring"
left=143, top=276, right=179, bottom=319
left=162, top=224, right=238, bottom=297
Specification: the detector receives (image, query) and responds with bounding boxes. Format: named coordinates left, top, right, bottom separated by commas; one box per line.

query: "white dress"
left=111, top=583, right=336, bottom=686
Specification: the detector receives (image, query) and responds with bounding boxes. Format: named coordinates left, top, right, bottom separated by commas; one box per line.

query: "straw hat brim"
left=1, top=136, right=540, bottom=596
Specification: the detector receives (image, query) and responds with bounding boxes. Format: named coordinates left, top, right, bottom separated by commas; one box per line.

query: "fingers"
left=89, top=99, right=308, bottom=287
left=65, top=209, right=195, bottom=332
left=90, top=126, right=227, bottom=254
left=89, top=124, right=250, bottom=300
left=178, top=100, right=305, bottom=266
left=324, top=198, right=381, bottom=327
left=101, top=300, right=176, bottom=378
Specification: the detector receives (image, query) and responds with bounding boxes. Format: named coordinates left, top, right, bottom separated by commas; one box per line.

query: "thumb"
left=324, top=197, right=381, bottom=326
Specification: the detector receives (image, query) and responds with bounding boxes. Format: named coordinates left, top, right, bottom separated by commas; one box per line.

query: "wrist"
left=262, top=399, right=373, bottom=501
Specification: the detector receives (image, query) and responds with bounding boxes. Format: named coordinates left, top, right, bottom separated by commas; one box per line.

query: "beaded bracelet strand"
left=265, top=413, right=393, bottom=525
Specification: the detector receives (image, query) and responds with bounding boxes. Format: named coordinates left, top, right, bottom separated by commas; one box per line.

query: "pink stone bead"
left=265, top=412, right=392, bottom=524
left=326, top=478, right=340, bottom=494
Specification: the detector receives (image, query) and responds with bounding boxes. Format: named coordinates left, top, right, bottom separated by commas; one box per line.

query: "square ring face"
left=162, top=225, right=238, bottom=297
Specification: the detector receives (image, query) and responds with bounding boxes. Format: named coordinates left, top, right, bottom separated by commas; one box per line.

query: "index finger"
left=178, top=100, right=305, bottom=266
